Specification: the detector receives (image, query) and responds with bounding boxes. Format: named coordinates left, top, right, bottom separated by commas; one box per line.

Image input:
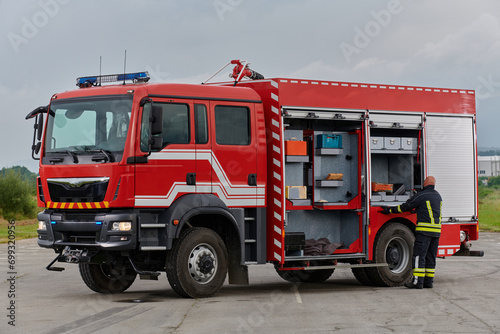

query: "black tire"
left=351, top=267, right=375, bottom=286
left=365, top=223, right=414, bottom=287
left=274, top=263, right=334, bottom=283
left=166, top=227, right=228, bottom=298
left=79, top=261, right=137, bottom=294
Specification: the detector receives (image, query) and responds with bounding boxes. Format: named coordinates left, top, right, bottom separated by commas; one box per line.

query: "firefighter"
left=381, top=176, right=443, bottom=289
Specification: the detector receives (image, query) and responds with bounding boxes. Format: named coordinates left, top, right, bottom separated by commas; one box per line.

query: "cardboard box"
left=372, top=182, right=393, bottom=192
left=326, top=173, right=343, bottom=180
left=285, top=186, right=307, bottom=199
left=285, top=140, right=307, bottom=156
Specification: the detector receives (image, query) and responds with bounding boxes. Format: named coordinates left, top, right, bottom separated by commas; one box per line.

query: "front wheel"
left=166, top=227, right=228, bottom=298
left=365, top=223, right=414, bottom=287
left=79, top=261, right=137, bottom=294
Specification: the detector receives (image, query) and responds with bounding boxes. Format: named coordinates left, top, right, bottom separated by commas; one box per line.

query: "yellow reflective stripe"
left=416, top=226, right=441, bottom=233
left=425, top=268, right=435, bottom=277
left=413, top=268, right=425, bottom=277
left=426, top=200, right=434, bottom=224
left=416, top=221, right=441, bottom=233
left=439, top=201, right=442, bottom=224
left=417, top=222, right=442, bottom=227
left=397, top=205, right=402, bottom=213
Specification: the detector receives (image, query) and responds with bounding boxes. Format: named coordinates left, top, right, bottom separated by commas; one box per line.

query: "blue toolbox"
left=316, top=134, right=342, bottom=148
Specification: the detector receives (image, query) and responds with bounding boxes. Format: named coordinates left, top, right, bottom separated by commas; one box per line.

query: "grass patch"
left=478, top=188, right=500, bottom=232
left=0, top=219, right=38, bottom=243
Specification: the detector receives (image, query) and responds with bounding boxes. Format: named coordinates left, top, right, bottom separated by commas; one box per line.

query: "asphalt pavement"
left=1, top=233, right=499, bottom=333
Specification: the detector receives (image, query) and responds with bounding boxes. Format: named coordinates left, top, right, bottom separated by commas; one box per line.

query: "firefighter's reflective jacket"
left=389, top=185, right=443, bottom=236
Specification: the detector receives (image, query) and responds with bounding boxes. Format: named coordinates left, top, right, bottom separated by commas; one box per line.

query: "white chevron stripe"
left=136, top=149, right=265, bottom=207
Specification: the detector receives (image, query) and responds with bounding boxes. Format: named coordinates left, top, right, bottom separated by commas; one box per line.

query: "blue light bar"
left=51, top=221, right=56, bottom=225
left=76, top=71, right=150, bottom=88
left=96, top=221, right=102, bottom=225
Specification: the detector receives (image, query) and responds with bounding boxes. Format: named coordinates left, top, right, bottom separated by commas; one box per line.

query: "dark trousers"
left=411, top=233, right=440, bottom=284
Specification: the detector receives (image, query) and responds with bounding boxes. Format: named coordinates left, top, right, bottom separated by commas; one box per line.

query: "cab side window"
left=141, top=102, right=190, bottom=152
left=194, top=104, right=208, bottom=144
left=214, top=105, right=251, bottom=145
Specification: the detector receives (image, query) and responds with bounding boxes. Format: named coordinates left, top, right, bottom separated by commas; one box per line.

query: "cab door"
left=209, top=102, right=258, bottom=207
left=134, top=99, right=196, bottom=207
left=193, top=102, right=212, bottom=194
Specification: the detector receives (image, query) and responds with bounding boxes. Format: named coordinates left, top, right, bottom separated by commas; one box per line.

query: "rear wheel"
left=365, top=223, right=414, bottom=287
left=351, top=266, right=375, bottom=286
left=79, top=261, right=137, bottom=294
left=166, top=227, right=228, bottom=298
left=274, top=263, right=334, bottom=283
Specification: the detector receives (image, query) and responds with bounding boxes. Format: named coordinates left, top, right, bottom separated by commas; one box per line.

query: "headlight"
left=112, top=222, right=132, bottom=231
left=38, top=221, right=47, bottom=230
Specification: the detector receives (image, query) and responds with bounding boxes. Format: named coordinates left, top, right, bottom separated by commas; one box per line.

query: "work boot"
left=423, top=279, right=433, bottom=289
left=404, top=281, right=423, bottom=289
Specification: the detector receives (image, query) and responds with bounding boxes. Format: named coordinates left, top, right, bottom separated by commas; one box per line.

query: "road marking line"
left=292, top=284, right=302, bottom=304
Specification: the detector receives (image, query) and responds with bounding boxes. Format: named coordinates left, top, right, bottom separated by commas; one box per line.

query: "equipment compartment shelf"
left=315, top=148, right=343, bottom=156
left=371, top=149, right=417, bottom=155
left=315, top=180, right=344, bottom=187
left=285, top=155, right=309, bottom=163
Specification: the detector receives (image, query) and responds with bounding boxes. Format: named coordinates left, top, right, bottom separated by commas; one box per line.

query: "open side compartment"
left=281, top=114, right=367, bottom=262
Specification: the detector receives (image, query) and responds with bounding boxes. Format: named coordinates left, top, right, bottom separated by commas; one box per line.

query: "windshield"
left=45, top=96, right=133, bottom=156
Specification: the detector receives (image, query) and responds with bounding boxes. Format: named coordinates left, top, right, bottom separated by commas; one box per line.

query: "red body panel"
left=38, top=76, right=478, bottom=264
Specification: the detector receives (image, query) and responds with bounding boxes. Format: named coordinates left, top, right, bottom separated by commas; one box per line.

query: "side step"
left=127, top=256, right=160, bottom=280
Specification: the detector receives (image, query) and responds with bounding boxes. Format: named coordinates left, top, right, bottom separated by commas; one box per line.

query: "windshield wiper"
left=90, top=149, right=115, bottom=163
left=50, top=150, right=79, bottom=163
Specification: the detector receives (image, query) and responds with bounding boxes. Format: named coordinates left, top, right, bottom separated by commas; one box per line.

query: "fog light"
left=38, top=221, right=47, bottom=230
left=460, top=230, right=467, bottom=243
left=112, top=222, right=132, bottom=231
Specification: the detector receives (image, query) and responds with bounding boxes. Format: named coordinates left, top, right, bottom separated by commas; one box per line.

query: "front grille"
left=47, top=177, right=109, bottom=202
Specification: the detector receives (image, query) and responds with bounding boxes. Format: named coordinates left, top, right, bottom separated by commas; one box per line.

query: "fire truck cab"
left=27, top=62, right=481, bottom=298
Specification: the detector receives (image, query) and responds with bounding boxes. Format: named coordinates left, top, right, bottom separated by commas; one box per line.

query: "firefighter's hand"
left=380, top=206, right=391, bottom=214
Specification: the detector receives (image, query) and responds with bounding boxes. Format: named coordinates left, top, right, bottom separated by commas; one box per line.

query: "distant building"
left=478, top=156, right=500, bottom=177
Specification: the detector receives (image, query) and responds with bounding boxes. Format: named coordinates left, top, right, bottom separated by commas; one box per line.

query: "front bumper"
left=37, top=209, right=138, bottom=251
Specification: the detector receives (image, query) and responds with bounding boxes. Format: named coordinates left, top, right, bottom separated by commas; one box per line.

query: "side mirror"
left=34, top=142, right=41, bottom=155
left=151, top=105, right=163, bottom=135
left=37, top=113, right=44, bottom=141
left=26, top=106, right=47, bottom=161
left=150, top=136, right=163, bottom=150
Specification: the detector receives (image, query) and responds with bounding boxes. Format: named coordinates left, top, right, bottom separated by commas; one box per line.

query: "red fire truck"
left=27, top=60, right=482, bottom=298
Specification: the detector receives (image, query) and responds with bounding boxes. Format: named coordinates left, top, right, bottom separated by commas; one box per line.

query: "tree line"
left=0, top=166, right=38, bottom=221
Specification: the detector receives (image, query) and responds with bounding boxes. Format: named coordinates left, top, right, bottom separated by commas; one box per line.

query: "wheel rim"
left=188, top=243, right=218, bottom=284
left=385, top=237, right=410, bottom=274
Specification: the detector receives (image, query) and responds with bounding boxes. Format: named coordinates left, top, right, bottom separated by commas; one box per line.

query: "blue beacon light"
left=76, top=71, right=150, bottom=88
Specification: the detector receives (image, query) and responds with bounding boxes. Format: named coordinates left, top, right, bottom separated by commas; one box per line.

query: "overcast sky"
left=1, top=0, right=500, bottom=172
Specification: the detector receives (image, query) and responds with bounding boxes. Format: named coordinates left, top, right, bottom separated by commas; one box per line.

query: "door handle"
left=248, top=173, right=257, bottom=186
left=186, top=173, right=196, bottom=185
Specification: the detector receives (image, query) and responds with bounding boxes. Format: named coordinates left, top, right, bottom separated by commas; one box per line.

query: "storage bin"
left=401, top=137, right=417, bottom=151
left=285, top=186, right=307, bottom=199
left=371, top=137, right=384, bottom=150
left=316, top=134, right=342, bottom=148
left=285, top=140, right=307, bottom=155
left=384, top=137, right=401, bottom=150
left=285, top=232, right=305, bottom=252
